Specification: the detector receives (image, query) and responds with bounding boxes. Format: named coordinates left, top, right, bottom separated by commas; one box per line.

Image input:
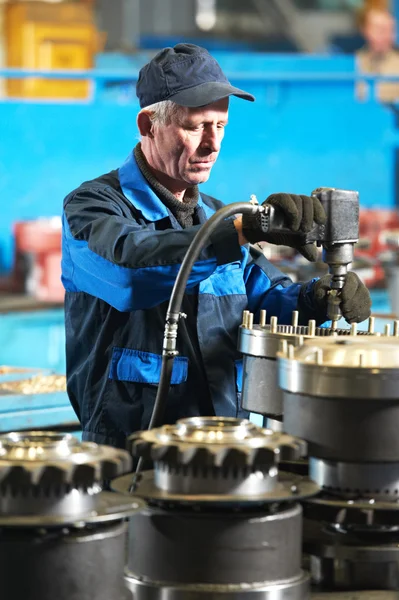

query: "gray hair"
left=140, top=100, right=183, bottom=126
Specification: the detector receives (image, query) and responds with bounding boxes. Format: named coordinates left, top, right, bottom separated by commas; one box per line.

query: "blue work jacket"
left=62, top=151, right=322, bottom=448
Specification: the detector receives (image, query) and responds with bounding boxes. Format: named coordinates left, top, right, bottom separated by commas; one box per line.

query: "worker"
left=61, top=43, right=371, bottom=448
left=356, top=5, right=399, bottom=102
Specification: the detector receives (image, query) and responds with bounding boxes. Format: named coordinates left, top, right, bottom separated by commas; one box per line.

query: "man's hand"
left=241, top=193, right=326, bottom=261
left=313, top=272, right=372, bottom=324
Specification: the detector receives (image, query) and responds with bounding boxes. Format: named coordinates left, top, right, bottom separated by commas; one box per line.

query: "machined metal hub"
left=123, top=503, right=309, bottom=600
left=238, top=311, right=376, bottom=418
left=277, top=335, right=399, bottom=592
left=279, top=337, right=399, bottom=462
left=310, top=458, right=399, bottom=501
left=129, top=416, right=310, bottom=499
left=305, top=518, right=399, bottom=591
left=0, top=431, right=143, bottom=600
left=113, top=468, right=319, bottom=506
left=125, top=573, right=310, bottom=599
left=121, top=417, right=318, bottom=600
left=0, top=430, right=141, bottom=525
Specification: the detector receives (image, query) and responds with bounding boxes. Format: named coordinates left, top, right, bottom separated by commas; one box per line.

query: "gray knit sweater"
left=134, top=143, right=199, bottom=228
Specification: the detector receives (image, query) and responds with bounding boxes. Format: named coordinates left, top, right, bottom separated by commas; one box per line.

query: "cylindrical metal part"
left=283, top=393, right=399, bottom=462
left=128, top=417, right=307, bottom=500
left=239, top=322, right=372, bottom=418
left=309, top=458, right=399, bottom=500
left=242, top=355, right=282, bottom=416
left=265, top=417, right=284, bottom=432
left=154, top=463, right=278, bottom=496
left=124, top=417, right=314, bottom=599
left=126, top=504, right=304, bottom=586
left=0, top=521, right=129, bottom=600
left=0, top=485, right=99, bottom=518
left=279, top=337, right=399, bottom=461
left=305, top=520, right=399, bottom=591
left=0, top=431, right=140, bottom=600
left=125, top=574, right=309, bottom=599
left=322, top=244, right=355, bottom=275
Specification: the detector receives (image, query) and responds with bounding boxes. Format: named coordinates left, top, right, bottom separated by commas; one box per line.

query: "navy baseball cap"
left=136, top=43, right=255, bottom=109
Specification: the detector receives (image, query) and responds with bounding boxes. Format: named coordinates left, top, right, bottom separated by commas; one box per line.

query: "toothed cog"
left=0, top=431, right=132, bottom=491
left=130, top=417, right=306, bottom=469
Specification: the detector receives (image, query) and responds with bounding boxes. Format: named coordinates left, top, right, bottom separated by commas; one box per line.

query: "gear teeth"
left=36, top=465, right=68, bottom=487
left=0, top=435, right=132, bottom=491
left=131, top=419, right=307, bottom=479
left=277, top=436, right=307, bottom=461
left=0, top=465, right=12, bottom=486
left=70, top=463, right=98, bottom=487
left=249, top=446, right=279, bottom=467
left=131, top=439, right=153, bottom=460
left=99, top=454, right=132, bottom=480
left=0, top=465, right=33, bottom=489
left=215, top=447, right=251, bottom=469
left=179, top=446, right=215, bottom=467
left=151, top=444, right=179, bottom=464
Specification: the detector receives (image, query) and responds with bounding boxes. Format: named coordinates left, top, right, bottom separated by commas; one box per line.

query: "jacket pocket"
left=109, top=347, right=188, bottom=385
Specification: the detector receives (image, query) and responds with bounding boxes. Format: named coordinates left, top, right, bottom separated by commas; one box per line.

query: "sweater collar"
left=119, top=145, right=214, bottom=222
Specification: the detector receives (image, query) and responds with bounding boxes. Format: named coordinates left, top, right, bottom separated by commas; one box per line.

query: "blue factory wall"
left=0, top=52, right=396, bottom=273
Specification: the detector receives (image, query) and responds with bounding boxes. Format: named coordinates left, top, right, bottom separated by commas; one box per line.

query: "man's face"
left=364, top=10, right=396, bottom=54
left=151, top=98, right=229, bottom=187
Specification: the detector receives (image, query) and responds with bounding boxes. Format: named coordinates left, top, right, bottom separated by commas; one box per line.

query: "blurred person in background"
left=356, top=4, right=399, bottom=102
left=61, top=43, right=371, bottom=448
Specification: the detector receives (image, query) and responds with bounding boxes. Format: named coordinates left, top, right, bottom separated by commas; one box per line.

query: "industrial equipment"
left=258, top=187, right=359, bottom=330
left=0, top=431, right=143, bottom=600
left=147, top=188, right=359, bottom=453
left=238, top=311, right=376, bottom=426
left=4, top=1, right=104, bottom=99
left=278, top=335, right=399, bottom=590
left=113, top=416, right=319, bottom=599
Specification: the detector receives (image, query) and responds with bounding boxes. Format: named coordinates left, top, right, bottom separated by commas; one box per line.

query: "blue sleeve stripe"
left=109, top=347, right=188, bottom=384
left=63, top=220, right=217, bottom=311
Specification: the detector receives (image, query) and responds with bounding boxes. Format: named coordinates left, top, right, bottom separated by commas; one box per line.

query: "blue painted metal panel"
left=0, top=309, right=77, bottom=431
left=0, top=54, right=397, bottom=275
left=0, top=310, right=66, bottom=372
left=0, top=390, right=69, bottom=411
left=0, top=405, right=77, bottom=431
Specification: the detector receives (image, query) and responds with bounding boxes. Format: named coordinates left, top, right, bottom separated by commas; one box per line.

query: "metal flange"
left=239, top=310, right=377, bottom=360
left=303, top=493, right=399, bottom=527
left=278, top=335, right=399, bottom=400
left=126, top=417, right=318, bottom=502
left=113, top=469, right=320, bottom=506
left=238, top=311, right=377, bottom=418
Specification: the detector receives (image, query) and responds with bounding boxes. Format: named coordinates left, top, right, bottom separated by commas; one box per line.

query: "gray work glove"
left=242, top=193, right=326, bottom=261
left=313, top=272, right=372, bottom=323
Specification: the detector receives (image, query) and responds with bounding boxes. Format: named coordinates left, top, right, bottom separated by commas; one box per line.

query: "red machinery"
left=12, top=218, right=64, bottom=303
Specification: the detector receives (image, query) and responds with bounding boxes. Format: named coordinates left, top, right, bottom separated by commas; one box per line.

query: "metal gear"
left=0, top=431, right=131, bottom=491
left=0, top=431, right=142, bottom=526
left=127, top=417, right=316, bottom=500
left=130, top=416, right=306, bottom=468
left=0, top=431, right=143, bottom=600
left=117, top=417, right=316, bottom=599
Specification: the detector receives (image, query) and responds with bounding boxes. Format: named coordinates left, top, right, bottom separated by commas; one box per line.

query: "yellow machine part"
left=5, top=1, right=104, bottom=99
